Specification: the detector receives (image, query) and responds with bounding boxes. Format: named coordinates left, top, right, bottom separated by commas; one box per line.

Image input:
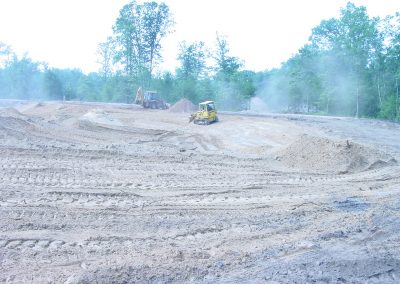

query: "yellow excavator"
left=189, top=101, right=218, bottom=125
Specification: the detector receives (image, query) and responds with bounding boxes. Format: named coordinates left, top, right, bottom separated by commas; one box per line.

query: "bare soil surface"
left=1, top=100, right=400, bottom=283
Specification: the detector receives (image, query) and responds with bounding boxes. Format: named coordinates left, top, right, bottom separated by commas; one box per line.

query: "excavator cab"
left=144, top=91, right=160, bottom=101
left=134, top=87, right=168, bottom=109
left=190, top=101, right=218, bottom=125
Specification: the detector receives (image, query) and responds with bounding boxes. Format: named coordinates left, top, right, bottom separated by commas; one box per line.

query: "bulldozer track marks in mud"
left=1, top=102, right=400, bottom=283
left=0, top=237, right=123, bottom=251
left=0, top=238, right=66, bottom=250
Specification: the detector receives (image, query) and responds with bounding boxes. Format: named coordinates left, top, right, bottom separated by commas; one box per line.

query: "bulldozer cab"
left=199, top=101, right=215, bottom=112
left=190, top=101, right=218, bottom=125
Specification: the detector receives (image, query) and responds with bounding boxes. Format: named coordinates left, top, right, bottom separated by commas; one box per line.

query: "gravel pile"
left=276, top=134, right=397, bottom=173
left=169, top=98, right=197, bottom=113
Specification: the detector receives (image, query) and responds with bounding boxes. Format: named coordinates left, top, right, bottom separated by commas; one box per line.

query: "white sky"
left=0, top=0, right=399, bottom=74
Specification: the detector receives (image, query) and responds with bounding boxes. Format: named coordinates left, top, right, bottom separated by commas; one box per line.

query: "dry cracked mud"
left=0, top=100, right=400, bottom=283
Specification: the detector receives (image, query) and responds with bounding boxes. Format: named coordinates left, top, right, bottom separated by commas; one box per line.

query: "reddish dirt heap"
left=169, top=98, right=197, bottom=113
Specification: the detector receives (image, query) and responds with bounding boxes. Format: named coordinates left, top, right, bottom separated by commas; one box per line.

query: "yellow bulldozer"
left=189, top=101, right=218, bottom=125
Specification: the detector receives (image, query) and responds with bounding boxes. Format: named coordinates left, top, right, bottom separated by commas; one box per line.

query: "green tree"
left=176, top=41, right=207, bottom=81
left=382, top=12, right=400, bottom=120
left=2, top=55, right=42, bottom=99
left=77, top=73, right=105, bottom=102
left=56, top=69, right=83, bottom=101
left=175, top=41, right=208, bottom=103
left=213, top=33, right=242, bottom=78
left=284, top=45, right=322, bottom=113
left=44, top=69, right=63, bottom=100
left=113, top=0, right=173, bottom=84
left=212, top=35, right=253, bottom=110
left=308, top=2, right=383, bottom=117
left=152, top=71, right=177, bottom=103
left=97, top=37, right=115, bottom=79
left=0, top=42, right=13, bottom=68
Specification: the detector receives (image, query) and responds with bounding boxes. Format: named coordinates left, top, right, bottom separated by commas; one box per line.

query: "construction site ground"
left=1, top=100, right=400, bottom=283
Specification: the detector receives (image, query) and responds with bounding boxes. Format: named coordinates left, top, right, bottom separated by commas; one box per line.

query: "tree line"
left=0, top=1, right=399, bottom=120
left=260, top=3, right=400, bottom=120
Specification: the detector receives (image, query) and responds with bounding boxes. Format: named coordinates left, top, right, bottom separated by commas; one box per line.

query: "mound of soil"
left=169, top=98, right=197, bottom=113
left=0, top=107, right=25, bottom=118
left=275, top=135, right=397, bottom=174
left=0, top=108, right=36, bottom=140
left=0, top=107, right=32, bottom=127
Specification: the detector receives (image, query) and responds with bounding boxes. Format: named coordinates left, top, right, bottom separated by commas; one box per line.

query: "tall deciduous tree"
left=309, top=2, right=382, bottom=117
left=0, top=42, right=13, bottom=68
left=175, top=41, right=208, bottom=102
left=176, top=41, right=207, bottom=81
left=213, top=33, right=242, bottom=78
left=113, top=0, right=173, bottom=84
left=212, top=34, right=253, bottom=110
left=97, top=37, right=115, bottom=79
left=3, top=55, right=42, bottom=99
left=44, top=69, right=63, bottom=100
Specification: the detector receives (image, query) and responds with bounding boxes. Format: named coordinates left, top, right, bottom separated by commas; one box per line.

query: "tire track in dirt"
left=1, top=103, right=400, bottom=283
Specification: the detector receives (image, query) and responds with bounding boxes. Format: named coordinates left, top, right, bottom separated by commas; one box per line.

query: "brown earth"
left=1, top=100, right=400, bottom=283
left=276, top=134, right=397, bottom=174
left=169, top=98, right=197, bottom=113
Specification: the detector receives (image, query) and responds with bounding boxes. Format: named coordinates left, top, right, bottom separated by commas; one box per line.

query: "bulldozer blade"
left=189, top=114, right=196, bottom=123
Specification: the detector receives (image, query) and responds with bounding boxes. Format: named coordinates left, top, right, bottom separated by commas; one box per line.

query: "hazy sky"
left=0, top=0, right=399, bottom=74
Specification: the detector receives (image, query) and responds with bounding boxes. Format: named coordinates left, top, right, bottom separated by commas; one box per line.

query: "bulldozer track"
left=0, top=238, right=66, bottom=250
left=2, top=102, right=400, bottom=283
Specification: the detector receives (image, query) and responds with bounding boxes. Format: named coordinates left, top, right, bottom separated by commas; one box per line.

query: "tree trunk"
left=396, top=77, right=399, bottom=119
left=326, top=93, right=330, bottom=114
left=356, top=83, right=359, bottom=119
left=149, top=47, right=154, bottom=77
left=377, top=75, right=382, bottom=109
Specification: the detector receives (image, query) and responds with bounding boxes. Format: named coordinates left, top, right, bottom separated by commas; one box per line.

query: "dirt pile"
left=0, top=108, right=37, bottom=141
left=0, top=107, right=25, bottom=118
left=169, top=98, right=197, bottom=113
left=0, top=108, right=33, bottom=128
left=275, top=135, right=397, bottom=173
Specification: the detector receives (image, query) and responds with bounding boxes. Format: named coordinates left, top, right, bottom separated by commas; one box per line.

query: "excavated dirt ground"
left=1, top=100, right=400, bottom=283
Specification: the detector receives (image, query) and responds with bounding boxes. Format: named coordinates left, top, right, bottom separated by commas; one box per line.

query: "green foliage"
left=152, top=71, right=182, bottom=103
left=176, top=41, right=208, bottom=81
left=0, top=42, right=13, bottom=68
left=259, top=1, right=399, bottom=119
left=214, top=33, right=242, bottom=78
left=174, top=41, right=211, bottom=103
left=77, top=73, right=104, bottom=102
left=112, top=0, right=173, bottom=83
left=0, top=54, right=43, bottom=100
left=43, top=68, right=83, bottom=101
left=379, top=95, right=399, bottom=120
left=211, top=34, right=254, bottom=110
left=97, top=37, right=115, bottom=79
left=44, top=70, right=63, bottom=100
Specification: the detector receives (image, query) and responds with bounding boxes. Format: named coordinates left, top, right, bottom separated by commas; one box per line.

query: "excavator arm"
left=135, top=87, right=144, bottom=105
